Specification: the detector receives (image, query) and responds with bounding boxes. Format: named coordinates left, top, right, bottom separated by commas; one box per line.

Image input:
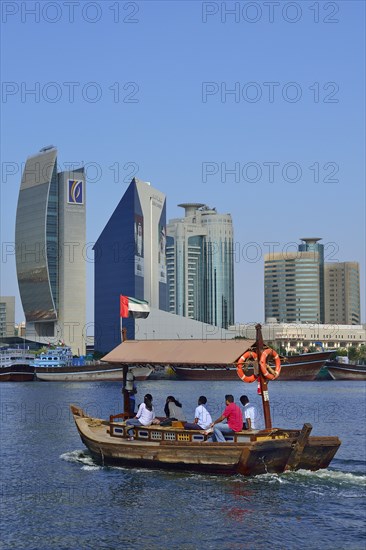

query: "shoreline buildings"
left=167, top=204, right=234, bottom=329
left=229, top=320, right=365, bottom=353
left=264, top=238, right=360, bottom=326
left=0, top=297, right=15, bottom=338
left=15, top=146, right=86, bottom=355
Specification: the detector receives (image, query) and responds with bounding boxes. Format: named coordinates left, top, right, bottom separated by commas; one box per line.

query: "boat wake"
left=243, top=467, right=366, bottom=488
left=286, top=468, right=366, bottom=486
left=60, top=451, right=365, bottom=486
left=60, top=450, right=158, bottom=474
left=60, top=450, right=101, bottom=470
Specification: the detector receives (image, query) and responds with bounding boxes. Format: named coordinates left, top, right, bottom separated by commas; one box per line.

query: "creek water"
left=1, top=380, right=365, bottom=549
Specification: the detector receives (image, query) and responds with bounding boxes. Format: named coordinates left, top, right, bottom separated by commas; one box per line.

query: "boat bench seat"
left=108, top=421, right=267, bottom=443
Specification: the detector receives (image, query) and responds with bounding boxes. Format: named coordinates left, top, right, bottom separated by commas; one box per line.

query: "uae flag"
left=120, top=295, right=150, bottom=319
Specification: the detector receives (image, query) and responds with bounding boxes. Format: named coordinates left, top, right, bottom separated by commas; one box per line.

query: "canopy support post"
left=255, top=323, right=273, bottom=429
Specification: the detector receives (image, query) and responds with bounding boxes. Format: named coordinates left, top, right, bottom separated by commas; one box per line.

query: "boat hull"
left=173, top=352, right=333, bottom=381
left=0, top=365, right=35, bottom=382
left=326, top=362, right=366, bottom=381
left=71, top=406, right=341, bottom=477
left=35, top=364, right=152, bottom=382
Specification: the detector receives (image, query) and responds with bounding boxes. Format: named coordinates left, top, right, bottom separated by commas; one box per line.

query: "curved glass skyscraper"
left=15, top=147, right=86, bottom=354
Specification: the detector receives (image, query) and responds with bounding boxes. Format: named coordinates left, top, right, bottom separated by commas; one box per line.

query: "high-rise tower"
left=94, top=178, right=168, bottom=353
left=324, top=262, right=360, bottom=324
left=264, top=238, right=324, bottom=324
left=15, top=146, right=86, bottom=354
left=167, top=204, right=234, bottom=329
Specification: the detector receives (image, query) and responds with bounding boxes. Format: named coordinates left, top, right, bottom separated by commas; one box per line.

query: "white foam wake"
left=238, top=468, right=366, bottom=487
left=60, top=449, right=101, bottom=470
left=293, top=468, right=366, bottom=486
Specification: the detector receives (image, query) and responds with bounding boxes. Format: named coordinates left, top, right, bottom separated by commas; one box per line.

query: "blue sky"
left=1, top=0, right=365, bottom=324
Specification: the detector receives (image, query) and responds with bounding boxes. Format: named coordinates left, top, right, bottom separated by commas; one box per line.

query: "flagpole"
left=121, top=316, right=130, bottom=420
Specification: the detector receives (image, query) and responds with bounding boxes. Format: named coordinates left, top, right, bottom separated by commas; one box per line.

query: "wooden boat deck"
left=71, top=405, right=341, bottom=476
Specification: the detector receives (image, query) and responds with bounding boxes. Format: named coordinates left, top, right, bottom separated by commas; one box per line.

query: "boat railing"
left=106, top=419, right=297, bottom=444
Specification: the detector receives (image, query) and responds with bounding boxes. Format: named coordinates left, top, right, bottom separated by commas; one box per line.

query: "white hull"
left=35, top=368, right=124, bottom=382
left=35, top=365, right=153, bottom=382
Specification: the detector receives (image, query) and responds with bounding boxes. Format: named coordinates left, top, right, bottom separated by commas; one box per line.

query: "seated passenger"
left=240, top=394, right=258, bottom=430
left=126, top=394, right=155, bottom=440
left=184, top=396, right=212, bottom=430
left=208, top=394, right=243, bottom=442
left=160, top=396, right=186, bottom=426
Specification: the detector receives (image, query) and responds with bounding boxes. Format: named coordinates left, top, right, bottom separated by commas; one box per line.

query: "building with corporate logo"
left=15, top=146, right=86, bottom=354
left=94, top=178, right=169, bottom=353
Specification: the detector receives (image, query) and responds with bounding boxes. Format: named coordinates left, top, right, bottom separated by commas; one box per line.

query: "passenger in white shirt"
left=126, top=394, right=155, bottom=439
left=240, top=395, right=258, bottom=430
left=184, top=396, right=212, bottom=430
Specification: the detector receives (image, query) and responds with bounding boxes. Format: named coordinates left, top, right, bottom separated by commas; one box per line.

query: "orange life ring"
left=259, top=348, right=281, bottom=380
left=236, top=351, right=258, bottom=383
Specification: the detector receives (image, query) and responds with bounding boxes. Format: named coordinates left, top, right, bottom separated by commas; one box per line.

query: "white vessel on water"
left=0, top=347, right=35, bottom=381
left=32, top=346, right=74, bottom=368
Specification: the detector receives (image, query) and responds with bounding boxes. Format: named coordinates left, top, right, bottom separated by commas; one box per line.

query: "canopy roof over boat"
left=102, top=339, right=256, bottom=366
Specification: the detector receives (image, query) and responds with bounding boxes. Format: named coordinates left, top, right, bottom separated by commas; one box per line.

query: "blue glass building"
left=94, top=178, right=168, bottom=353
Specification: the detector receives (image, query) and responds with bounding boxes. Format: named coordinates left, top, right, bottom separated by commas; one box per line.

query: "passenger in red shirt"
left=208, top=395, right=243, bottom=442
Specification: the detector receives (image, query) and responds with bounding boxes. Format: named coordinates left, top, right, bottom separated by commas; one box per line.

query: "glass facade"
left=15, top=148, right=86, bottom=354
left=15, top=150, right=58, bottom=322
left=264, top=238, right=324, bottom=323
left=167, top=235, right=205, bottom=320
left=94, top=179, right=168, bottom=353
left=167, top=205, right=234, bottom=329
left=46, top=163, right=59, bottom=311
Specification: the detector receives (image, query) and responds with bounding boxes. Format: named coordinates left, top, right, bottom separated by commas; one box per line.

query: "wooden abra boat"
left=173, top=351, right=333, bottom=381
left=70, top=405, right=340, bottom=476
left=70, top=324, right=341, bottom=477
left=325, top=360, right=366, bottom=381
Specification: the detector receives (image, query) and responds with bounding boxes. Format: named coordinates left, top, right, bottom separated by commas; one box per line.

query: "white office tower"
left=264, top=237, right=325, bottom=324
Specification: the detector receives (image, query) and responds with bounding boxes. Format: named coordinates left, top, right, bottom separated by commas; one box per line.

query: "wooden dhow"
left=325, top=360, right=366, bottom=381
left=172, top=350, right=333, bottom=381
left=70, top=325, right=341, bottom=476
left=0, top=347, right=35, bottom=382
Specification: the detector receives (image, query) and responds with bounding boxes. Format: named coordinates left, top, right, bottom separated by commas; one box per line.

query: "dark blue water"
left=1, top=380, right=365, bottom=549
